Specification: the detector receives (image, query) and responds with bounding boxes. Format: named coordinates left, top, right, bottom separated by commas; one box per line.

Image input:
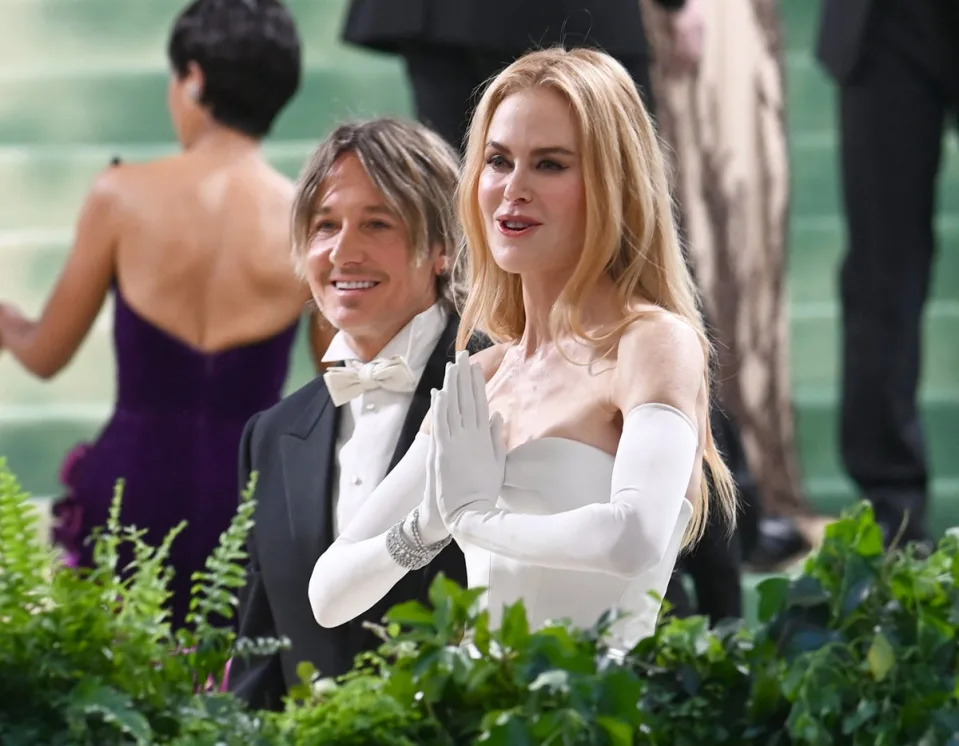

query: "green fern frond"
left=90, top=479, right=125, bottom=576
left=186, top=472, right=258, bottom=632
left=0, top=458, right=53, bottom=617
left=115, top=519, right=185, bottom=636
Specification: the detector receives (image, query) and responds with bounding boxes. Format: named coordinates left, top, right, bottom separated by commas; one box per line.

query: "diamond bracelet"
left=385, top=507, right=451, bottom=570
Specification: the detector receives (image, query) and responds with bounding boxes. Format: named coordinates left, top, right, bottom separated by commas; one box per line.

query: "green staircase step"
left=0, top=0, right=354, bottom=70
left=788, top=216, right=959, bottom=303
left=0, top=65, right=411, bottom=148
left=784, top=58, right=836, bottom=135
left=0, top=411, right=104, bottom=499
left=0, top=0, right=819, bottom=72
left=789, top=302, right=959, bottom=390
left=792, top=135, right=959, bottom=217
left=795, top=389, right=959, bottom=479
left=805, top=476, right=959, bottom=537
left=1, top=60, right=845, bottom=148
left=781, top=0, right=817, bottom=46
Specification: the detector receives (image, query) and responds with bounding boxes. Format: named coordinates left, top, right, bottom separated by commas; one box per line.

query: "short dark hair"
left=168, top=0, right=302, bottom=138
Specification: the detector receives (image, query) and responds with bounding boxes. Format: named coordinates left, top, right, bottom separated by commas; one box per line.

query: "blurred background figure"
left=0, top=0, right=327, bottom=627
left=342, top=0, right=691, bottom=150
left=642, top=0, right=825, bottom=568
left=342, top=0, right=749, bottom=623
left=816, top=0, right=959, bottom=548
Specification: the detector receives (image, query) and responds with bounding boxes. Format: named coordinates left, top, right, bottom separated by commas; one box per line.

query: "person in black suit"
left=817, top=0, right=959, bottom=546
left=342, top=0, right=702, bottom=150
left=229, top=118, right=472, bottom=710
left=341, top=0, right=758, bottom=623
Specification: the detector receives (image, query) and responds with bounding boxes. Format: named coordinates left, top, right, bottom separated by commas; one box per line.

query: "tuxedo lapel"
left=280, top=383, right=339, bottom=562
left=386, top=314, right=458, bottom=474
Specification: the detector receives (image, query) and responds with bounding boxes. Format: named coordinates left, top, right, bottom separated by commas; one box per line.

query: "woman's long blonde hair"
left=455, top=47, right=736, bottom=545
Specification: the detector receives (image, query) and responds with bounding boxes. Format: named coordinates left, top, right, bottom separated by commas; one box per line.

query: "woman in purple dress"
left=0, top=0, right=326, bottom=626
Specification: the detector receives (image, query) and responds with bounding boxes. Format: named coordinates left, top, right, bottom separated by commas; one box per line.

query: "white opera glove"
left=439, top=403, right=699, bottom=578
left=310, top=433, right=444, bottom=628
left=432, top=351, right=507, bottom=529
left=399, top=423, right=450, bottom=546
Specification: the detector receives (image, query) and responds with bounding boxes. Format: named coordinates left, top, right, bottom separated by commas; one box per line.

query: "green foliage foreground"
left=0, top=458, right=956, bottom=745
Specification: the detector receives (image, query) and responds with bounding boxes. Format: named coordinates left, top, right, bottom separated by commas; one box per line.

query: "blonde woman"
left=308, top=47, right=737, bottom=648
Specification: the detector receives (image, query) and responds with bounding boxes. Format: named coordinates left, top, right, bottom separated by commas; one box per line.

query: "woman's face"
left=477, top=87, right=587, bottom=280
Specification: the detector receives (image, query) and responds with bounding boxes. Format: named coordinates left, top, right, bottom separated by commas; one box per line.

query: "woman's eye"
left=486, top=154, right=509, bottom=169
left=537, top=159, right=565, bottom=171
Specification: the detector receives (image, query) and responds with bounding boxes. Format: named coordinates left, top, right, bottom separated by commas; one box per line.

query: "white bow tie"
left=323, top=356, right=417, bottom=406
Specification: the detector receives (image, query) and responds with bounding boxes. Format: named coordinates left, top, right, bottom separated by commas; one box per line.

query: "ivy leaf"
left=384, top=601, right=434, bottom=628
left=597, top=715, right=635, bottom=746
left=479, top=711, right=534, bottom=746
left=787, top=576, right=830, bottom=608
left=757, top=577, right=790, bottom=623
left=842, top=698, right=877, bottom=734
left=499, top=602, right=530, bottom=649
left=838, top=553, right=878, bottom=617
left=867, top=632, right=895, bottom=681
left=66, top=679, right=152, bottom=744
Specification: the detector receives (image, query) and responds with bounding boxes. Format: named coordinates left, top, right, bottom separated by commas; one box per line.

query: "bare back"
left=113, top=149, right=307, bottom=352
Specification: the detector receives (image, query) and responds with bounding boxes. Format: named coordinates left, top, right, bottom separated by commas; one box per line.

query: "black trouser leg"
left=400, top=43, right=512, bottom=151
left=665, top=402, right=746, bottom=624
left=836, top=8, right=951, bottom=544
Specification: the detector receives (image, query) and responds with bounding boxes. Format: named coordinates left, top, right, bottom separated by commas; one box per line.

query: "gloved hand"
left=408, top=422, right=449, bottom=545
left=432, top=351, right=507, bottom=529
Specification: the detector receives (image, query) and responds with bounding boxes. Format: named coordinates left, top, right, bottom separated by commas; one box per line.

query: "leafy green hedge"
left=0, top=458, right=956, bottom=745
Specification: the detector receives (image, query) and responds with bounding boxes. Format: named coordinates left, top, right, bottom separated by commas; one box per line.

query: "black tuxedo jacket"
left=817, top=0, right=959, bottom=85
left=229, top=315, right=468, bottom=710
left=342, top=0, right=686, bottom=59
left=816, top=0, right=873, bottom=82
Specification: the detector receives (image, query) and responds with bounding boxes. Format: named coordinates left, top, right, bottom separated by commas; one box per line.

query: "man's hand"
left=664, top=0, right=705, bottom=77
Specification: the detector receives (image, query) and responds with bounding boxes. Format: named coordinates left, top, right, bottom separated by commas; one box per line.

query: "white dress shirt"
left=321, top=303, right=448, bottom=537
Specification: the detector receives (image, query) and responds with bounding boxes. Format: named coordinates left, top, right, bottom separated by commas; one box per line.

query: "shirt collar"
left=321, top=303, right=448, bottom=373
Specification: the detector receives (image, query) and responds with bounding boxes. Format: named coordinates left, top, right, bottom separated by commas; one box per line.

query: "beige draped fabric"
left=642, top=0, right=808, bottom=516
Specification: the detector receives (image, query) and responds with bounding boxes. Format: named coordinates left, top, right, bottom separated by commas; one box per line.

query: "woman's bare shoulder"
left=93, top=156, right=183, bottom=204
left=614, top=308, right=706, bottom=415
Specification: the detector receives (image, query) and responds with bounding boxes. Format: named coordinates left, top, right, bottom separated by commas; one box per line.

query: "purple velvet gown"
left=55, top=281, right=298, bottom=627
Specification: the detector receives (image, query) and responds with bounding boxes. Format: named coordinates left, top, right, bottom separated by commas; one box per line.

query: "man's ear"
left=432, top=244, right=449, bottom=275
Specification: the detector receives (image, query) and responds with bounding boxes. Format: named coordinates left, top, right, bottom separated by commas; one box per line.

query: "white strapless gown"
left=458, top=437, right=693, bottom=650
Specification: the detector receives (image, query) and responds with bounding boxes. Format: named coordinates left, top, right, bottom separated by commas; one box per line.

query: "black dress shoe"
left=744, top=516, right=811, bottom=572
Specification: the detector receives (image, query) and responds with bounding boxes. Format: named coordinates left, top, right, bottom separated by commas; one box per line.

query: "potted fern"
left=0, top=459, right=278, bottom=745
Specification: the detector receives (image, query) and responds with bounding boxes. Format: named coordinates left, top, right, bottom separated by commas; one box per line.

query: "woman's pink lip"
left=496, top=215, right=541, bottom=225
left=496, top=220, right=541, bottom=236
